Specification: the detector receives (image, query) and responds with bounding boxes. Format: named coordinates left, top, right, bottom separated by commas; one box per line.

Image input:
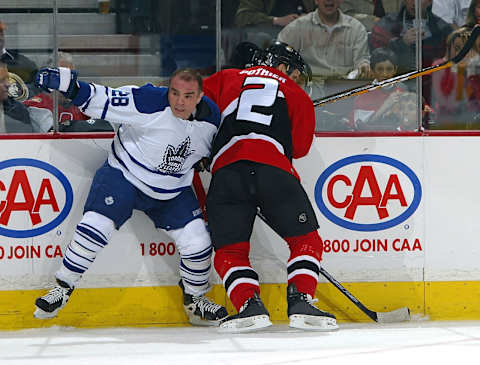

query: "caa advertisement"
left=0, top=139, right=180, bottom=291
left=0, top=136, right=478, bottom=291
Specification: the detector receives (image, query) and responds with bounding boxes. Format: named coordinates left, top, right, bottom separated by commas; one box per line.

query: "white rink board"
left=0, top=136, right=477, bottom=290
left=0, top=138, right=180, bottom=290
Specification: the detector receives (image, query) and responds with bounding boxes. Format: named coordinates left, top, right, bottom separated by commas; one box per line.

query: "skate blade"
left=218, top=315, right=272, bottom=333
left=289, top=314, right=339, bottom=331
left=34, top=306, right=59, bottom=319
left=186, top=312, right=224, bottom=327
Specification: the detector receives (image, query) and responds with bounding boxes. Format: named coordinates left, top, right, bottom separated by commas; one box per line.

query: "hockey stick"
left=317, top=266, right=410, bottom=323
left=254, top=209, right=410, bottom=323
left=192, top=173, right=410, bottom=323
left=313, top=24, right=480, bottom=108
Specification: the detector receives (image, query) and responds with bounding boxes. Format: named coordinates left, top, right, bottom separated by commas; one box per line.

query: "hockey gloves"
left=194, top=157, right=211, bottom=172
left=35, top=67, right=79, bottom=100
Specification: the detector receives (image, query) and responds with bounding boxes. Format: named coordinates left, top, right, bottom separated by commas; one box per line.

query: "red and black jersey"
left=202, top=66, right=315, bottom=178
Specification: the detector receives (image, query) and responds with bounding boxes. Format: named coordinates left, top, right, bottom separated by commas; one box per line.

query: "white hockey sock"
left=180, top=246, right=212, bottom=295
left=168, top=218, right=213, bottom=296
left=56, top=211, right=114, bottom=288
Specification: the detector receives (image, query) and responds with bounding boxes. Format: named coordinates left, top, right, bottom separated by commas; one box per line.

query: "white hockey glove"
left=35, top=67, right=79, bottom=100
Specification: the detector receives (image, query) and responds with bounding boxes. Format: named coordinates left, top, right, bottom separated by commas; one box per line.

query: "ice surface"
left=1, top=321, right=480, bottom=364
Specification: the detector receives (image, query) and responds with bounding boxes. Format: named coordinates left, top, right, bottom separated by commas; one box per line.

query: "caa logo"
left=314, top=154, right=422, bottom=232
left=0, top=158, right=73, bottom=238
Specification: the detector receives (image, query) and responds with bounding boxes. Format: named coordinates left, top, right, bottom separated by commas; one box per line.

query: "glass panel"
left=355, top=0, right=423, bottom=132
left=220, top=0, right=427, bottom=132
left=429, top=1, right=477, bottom=130
left=1, top=0, right=54, bottom=133
left=49, top=0, right=217, bottom=133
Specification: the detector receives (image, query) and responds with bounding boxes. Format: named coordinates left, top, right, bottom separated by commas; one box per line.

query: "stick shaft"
left=313, top=61, right=451, bottom=108
left=319, top=267, right=378, bottom=322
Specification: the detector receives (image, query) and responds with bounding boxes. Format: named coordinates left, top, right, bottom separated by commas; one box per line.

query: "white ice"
left=1, top=321, right=480, bottom=365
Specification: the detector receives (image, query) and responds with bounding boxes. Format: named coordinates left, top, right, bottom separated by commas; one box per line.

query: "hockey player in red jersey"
left=202, top=41, right=338, bottom=333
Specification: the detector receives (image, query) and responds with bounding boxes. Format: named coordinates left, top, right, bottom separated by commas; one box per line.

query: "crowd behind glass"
left=1, top=0, right=479, bottom=133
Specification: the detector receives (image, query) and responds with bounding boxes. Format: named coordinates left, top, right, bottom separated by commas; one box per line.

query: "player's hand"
left=194, top=157, right=210, bottom=172
left=35, top=67, right=79, bottom=99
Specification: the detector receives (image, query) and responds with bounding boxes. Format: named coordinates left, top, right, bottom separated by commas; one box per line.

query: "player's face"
left=0, top=67, right=9, bottom=101
left=168, top=76, right=203, bottom=120
left=277, top=64, right=303, bottom=85
left=373, top=60, right=396, bottom=81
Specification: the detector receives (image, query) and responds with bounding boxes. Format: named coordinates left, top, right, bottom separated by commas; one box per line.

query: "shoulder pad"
left=196, top=95, right=220, bottom=128
left=132, top=84, right=169, bottom=114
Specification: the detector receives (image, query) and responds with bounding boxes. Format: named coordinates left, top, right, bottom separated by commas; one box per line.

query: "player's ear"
left=277, top=64, right=288, bottom=74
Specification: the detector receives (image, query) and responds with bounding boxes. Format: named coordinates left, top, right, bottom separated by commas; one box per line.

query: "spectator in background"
left=0, top=20, right=39, bottom=100
left=0, top=62, right=32, bottom=133
left=278, top=0, right=371, bottom=101
left=390, top=92, right=434, bottom=130
left=351, top=47, right=408, bottom=129
left=432, top=0, right=471, bottom=29
left=370, top=0, right=452, bottom=74
left=431, top=27, right=474, bottom=128
left=369, top=0, right=453, bottom=104
left=340, top=0, right=403, bottom=31
left=234, top=0, right=316, bottom=47
left=464, top=0, right=480, bottom=28
left=24, top=52, right=93, bottom=133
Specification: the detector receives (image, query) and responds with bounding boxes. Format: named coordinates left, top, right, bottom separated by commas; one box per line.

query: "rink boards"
left=0, top=134, right=479, bottom=329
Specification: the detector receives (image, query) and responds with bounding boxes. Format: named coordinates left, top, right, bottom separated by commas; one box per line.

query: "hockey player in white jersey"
left=33, top=67, right=228, bottom=326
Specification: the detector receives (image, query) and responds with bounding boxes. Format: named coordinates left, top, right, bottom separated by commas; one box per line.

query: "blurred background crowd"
left=2, top=0, right=480, bottom=133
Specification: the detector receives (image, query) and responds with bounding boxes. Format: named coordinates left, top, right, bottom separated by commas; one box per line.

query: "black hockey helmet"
left=251, top=40, right=312, bottom=85
left=229, top=41, right=261, bottom=69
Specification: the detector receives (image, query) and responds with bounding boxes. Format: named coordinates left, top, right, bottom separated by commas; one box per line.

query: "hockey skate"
left=179, top=280, right=228, bottom=326
left=218, top=292, right=272, bottom=333
left=34, top=279, right=74, bottom=319
left=287, top=283, right=338, bottom=331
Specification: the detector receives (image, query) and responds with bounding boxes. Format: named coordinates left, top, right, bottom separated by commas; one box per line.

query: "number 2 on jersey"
left=237, top=77, right=279, bottom=126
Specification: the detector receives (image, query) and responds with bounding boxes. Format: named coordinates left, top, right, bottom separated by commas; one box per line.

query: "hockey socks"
left=285, top=231, right=323, bottom=297
left=214, top=241, right=260, bottom=311
left=168, top=219, right=213, bottom=296
left=57, top=211, right=114, bottom=287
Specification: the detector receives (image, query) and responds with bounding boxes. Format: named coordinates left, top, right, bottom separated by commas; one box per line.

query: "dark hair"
left=465, top=0, right=479, bottom=28
left=370, top=47, right=398, bottom=68
left=169, top=68, right=203, bottom=91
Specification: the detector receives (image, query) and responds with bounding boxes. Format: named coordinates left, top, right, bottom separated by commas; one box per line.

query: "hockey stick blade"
left=313, top=24, right=480, bottom=108
left=320, top=267, right=410, bottom=323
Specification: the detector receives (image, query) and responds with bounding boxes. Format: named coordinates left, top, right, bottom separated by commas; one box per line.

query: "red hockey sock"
left=214, top=241, right=260, bottom=311
left=284, top=231, right=323, bottom=297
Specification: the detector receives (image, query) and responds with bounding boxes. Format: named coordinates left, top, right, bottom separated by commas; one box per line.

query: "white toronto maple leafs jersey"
left=71, top=81, right=220, bottom=200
